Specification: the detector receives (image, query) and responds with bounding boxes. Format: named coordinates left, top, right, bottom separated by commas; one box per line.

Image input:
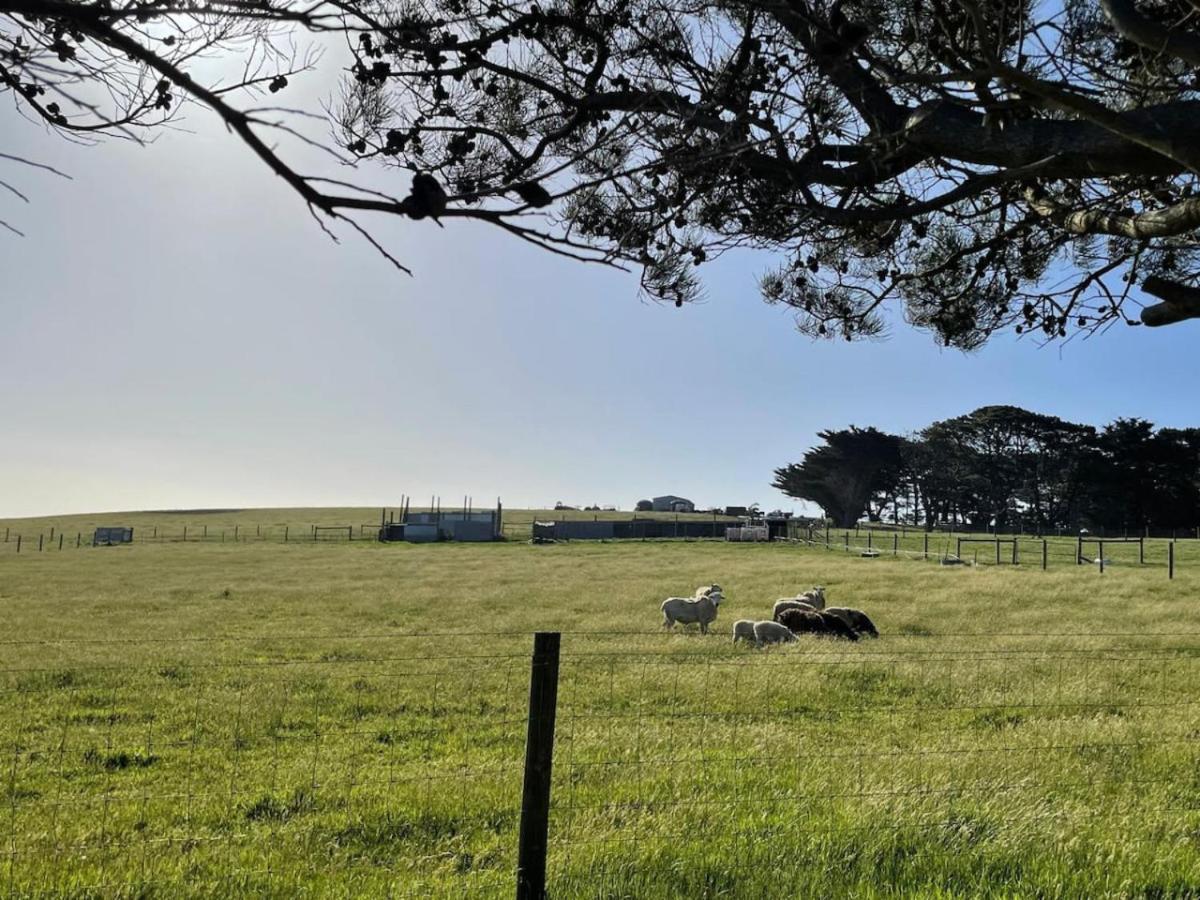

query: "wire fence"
left=5, top=630, right=1200, bottom=896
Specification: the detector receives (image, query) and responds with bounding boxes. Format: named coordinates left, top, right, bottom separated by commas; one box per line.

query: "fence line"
left=4, top=630, right=1200, bottom=895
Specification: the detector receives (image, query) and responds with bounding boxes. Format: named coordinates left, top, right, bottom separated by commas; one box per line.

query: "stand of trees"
left=774, top=406, right=1200, bottom=533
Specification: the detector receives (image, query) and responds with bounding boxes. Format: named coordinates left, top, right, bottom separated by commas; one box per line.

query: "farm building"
left=92, top=526, right=134, bottom=546
left=532, top=518, right=729, bottom=541
left=651, top=495, right=695, bottom=512
left=379, top=503, right=503, bottom=543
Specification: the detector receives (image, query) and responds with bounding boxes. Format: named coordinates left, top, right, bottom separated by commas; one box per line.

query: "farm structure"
left=651, top=495, right=695, bottom=512
left=379, top=500, right=503, bottom=543
left=532, top=517, right=730, bottom=541
left=92, top=526, right=133, bottom=546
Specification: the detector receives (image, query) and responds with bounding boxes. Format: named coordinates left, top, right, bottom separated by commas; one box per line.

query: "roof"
left=652, top=495, right=691, bottom=503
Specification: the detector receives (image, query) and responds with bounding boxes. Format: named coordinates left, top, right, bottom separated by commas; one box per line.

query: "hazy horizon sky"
left=4, top=58, right=1199, bottom=519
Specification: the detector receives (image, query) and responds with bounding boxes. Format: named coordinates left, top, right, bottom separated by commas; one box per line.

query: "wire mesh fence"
left=6, top=630, right=1200, bottom=896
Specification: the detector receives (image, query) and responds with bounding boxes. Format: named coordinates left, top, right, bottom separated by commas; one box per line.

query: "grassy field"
left=0, top=506, right=742, bottom=546
left=2, top=515, right=1200, bottom=897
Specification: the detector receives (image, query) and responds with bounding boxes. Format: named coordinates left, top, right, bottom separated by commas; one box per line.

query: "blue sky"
left=3, top=70, right=1198, bottom=518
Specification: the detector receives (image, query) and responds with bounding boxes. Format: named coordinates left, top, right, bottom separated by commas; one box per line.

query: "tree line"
left=773, top=406, right=1200, bottom=534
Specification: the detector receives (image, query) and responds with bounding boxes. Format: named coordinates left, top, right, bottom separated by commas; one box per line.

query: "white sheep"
left=694, top=583, right=723, bottom=600
left=797, top=586, right=826, bottom=610
left=772, top=598, right=816, bottom=621
left=661, top=592, right=721, bottom=634
left=752, top=620, right=797, bottom=648
left=731, top=619, right=757, bottom=644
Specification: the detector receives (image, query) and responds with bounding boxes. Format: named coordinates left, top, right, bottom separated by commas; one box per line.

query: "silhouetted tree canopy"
left=7, top=0, right=1200, bottom=341
left=777, top=406, right=1200, bottom=532
left=772, top=426, right=903, bottom=527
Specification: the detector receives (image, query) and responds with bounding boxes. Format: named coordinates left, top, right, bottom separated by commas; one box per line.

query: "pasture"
left=2, top=522, right=1200, bottom=897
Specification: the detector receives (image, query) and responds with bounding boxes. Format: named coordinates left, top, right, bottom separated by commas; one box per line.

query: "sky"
left=3, top=54, right=1199, bottom=519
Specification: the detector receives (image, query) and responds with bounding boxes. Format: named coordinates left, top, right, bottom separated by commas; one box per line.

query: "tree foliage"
left=6, top=0, right=1200, bottom=341
left=777, top=406, right=1200, bottom=532
left=772, top=426, right=903, bottom=527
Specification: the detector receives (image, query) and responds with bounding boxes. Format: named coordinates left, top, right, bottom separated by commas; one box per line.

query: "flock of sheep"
left=660, top=583, right=879, bottom=648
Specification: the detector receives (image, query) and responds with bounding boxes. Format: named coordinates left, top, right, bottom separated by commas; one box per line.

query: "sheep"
left=732, top=619, right=757, bottom=644
left=777, top=608, right=859, bottom=641
left=772, top=598, right=817, bottom=621
left=695, top=583, right=723, bottom=598
left=661, top=592, right=721, bottom=634
left=752, top=620, right=797, bottom=648
left=797, top=586, right=826, bottom=610
left=823, top=607, right=879, bottom=638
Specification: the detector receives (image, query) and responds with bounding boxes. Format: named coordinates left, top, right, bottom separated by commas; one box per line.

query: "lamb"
left=823, top=607, right=879, bottom=638
left=732, top=619, right=757, bottom=644
left=661, top=592, right=721, bottom=634
left=752, top=620, right=797, bottom=648
left=772, top=598, right=817, bottom=621
left=796, top=586, right=826, bottom=610
left=777, top=607, right=859, bottom=641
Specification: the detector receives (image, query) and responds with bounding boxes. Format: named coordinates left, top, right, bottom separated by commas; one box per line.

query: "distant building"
left=724, top=506, right=749, bottom=517
left=652, top=495, right=695, bottom=513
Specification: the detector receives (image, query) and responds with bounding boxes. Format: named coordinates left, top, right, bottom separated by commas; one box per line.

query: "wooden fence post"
left=516, top=632, right=561, bottom=900
left=38, top=535, right=43, bottom=552
left=15, top=535, right=20, bottom=554
left=844, top=532, right=849, bottom=552
left=1169, top=541, right=1175, bottom=580
left=183, top=526, right=187, bottom=542
left=285, top=526, right=289, bottom=543
left=1042, top=539, right=1047, bottom=571
left=867, top=531, right=873, bottom=552
left=995, top=536, right=1001, bottom=565
left=76, top=533, right=80, bottom=548
left=1077, top=534, right=1083, bottom=565
left=893, top=533, right=898, bottom=556
left=923, top=532, right=929, bottom=560
left=58, top=534, right=63, bottom=551
left=1099, top=541, right=1105, bottom=574
left=1139, top=537, right=1144, bottom=565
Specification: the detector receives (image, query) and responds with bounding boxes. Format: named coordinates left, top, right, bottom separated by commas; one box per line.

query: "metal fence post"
left=1099, top=541, right=1105, bottom=574
left=893, top=533, right=898, bottom=556
left=516, top=632, right=561, bottom=900
left=1169, top=541, right=1175, bottom=580
left=1042, top=539, right=1047, bottom=571
left=923, top=533, right=928, bottom=560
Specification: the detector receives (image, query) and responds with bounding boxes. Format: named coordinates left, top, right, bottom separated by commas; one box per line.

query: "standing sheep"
left=732, top=619, right=757, bottom=644
left=797, top=586, right=826, bottom=610
left=661, top=592, right=721, bottom=634
left=823, top=607, right=879, bottom=638
left=695, top=583, right=723, bottom=598
left=752, top=620, right=797, bottom=648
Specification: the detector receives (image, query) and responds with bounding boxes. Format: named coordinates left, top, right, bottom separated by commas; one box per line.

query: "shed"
left=93, top=527, right=134, bottom=546
left=651, top=495, right=695, bottom=513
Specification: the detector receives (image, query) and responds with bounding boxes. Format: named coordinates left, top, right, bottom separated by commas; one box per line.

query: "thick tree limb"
left=1141, top=276, right=1200, bottom=326
left=1100, top=0, right=1200, bottom=66
left=1026, top=194, right=1200, bottom=239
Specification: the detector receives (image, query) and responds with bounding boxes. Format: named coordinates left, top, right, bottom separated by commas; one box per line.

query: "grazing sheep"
left=732, top=619, right=757, bottom=644
left=797, top=586, right=826, bottom=610
left=772, top=598, right=817, bottom=621
left=752, top=620, right=797, bottom=648
left=661, top=592, right=721, bottom=634
left=695, top=583, right=723, bottom=598
left=777, top=608, right=859, bottom=641
left=823, top=606, right=879, bottom=638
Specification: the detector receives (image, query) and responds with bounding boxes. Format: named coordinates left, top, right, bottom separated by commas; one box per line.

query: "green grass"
left=0, top=505, right=742, bottom=546
left=2, top=518, right=1200, bottom=897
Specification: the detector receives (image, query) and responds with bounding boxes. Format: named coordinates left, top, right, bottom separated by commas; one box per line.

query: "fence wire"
left=5, top=632, right=1200, bottom=897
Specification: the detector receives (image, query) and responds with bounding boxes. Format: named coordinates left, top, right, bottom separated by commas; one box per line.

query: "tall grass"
left=2, top=537, right=1199, bottom=896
